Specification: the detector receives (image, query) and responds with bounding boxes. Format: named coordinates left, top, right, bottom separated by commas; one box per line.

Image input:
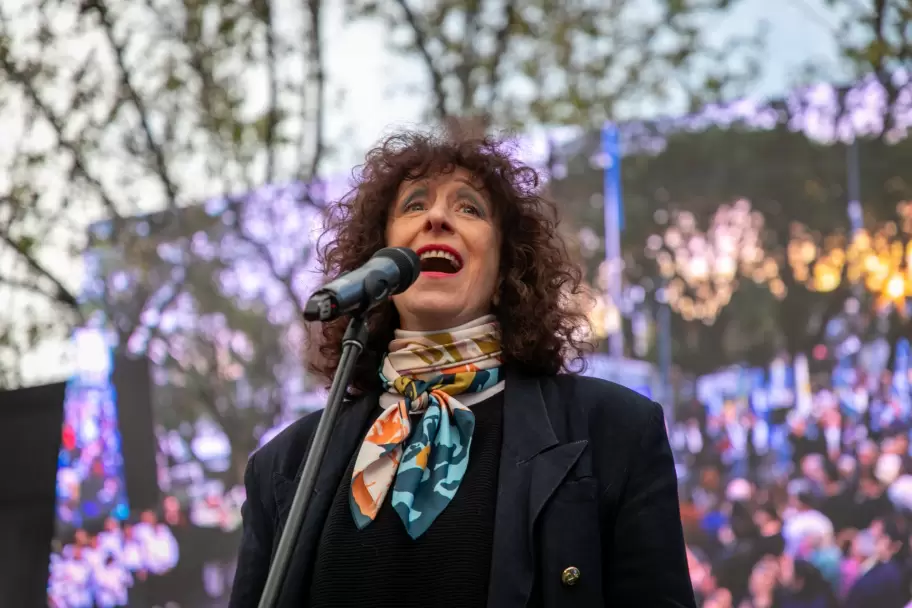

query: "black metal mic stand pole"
left=256, top=314, right=370, bottom=608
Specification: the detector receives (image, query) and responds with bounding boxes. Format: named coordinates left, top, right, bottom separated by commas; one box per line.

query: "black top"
left=308, top=391, right=504, bottom=608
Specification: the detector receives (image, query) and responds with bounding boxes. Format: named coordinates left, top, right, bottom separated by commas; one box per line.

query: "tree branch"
left=253, top=0, right=280, bottom=184
left=0, top=52, right=124, bottom=223
left=228, top=198, right=302, bottom=313
left=486, top=0, right=518, bottom=111
left=304, top=0, right=325, bottom=182
left=456, top=1, right=482, bottom=110
left=84, top=0, right=180, bottom=209
left=0, top=223, right=82, bottom=313
left=157, top=334, right=243, bottom=459
left=109, top=272, right=187, bottom=352
left=393, top=0, right=448, bottom=121
left=870, top=0, right=900, bottom=135
left=0, top=276, right=79, bottom=312
left=190, top=373, right=236, bottom=440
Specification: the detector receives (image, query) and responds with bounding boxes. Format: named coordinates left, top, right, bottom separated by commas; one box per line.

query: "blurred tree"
left=81, top=195, right=325, bottom=485
left=549, top=118, right=912, bottom=374
left=550, top=125, right=846, bottom=371
left=642, top=177, right=912, bottom=373
left=837, top=0, right=912, bottom=366
left=815, top=0, right=912, bottom=136
left=0, top=0, right=328, bottom=482
left=346, top=0, right=767, bottom=128
left=544, top=0, right=912, bottom=374
left=842, top=200, right=912, bottom=367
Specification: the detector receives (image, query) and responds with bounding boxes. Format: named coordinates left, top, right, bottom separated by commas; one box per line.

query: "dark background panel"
left=112, top=355, right=160, bottom=513
left=0, top=381, right=65, bottom=608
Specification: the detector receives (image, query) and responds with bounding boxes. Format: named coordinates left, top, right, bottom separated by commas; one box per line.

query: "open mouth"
left=416, top=245, right=463, bottom=274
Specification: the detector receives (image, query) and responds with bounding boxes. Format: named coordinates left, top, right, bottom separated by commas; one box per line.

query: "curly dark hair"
left=311, top=130, right=591, bottom=393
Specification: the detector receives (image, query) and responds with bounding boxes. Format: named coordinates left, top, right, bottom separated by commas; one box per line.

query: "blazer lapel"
left=272, top=391, right=378, bottom=606
left=487, top=371, right=588, bottom=608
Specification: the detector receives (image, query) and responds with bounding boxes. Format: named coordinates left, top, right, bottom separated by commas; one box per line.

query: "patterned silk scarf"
left=349, top=315, right=504, bottom=539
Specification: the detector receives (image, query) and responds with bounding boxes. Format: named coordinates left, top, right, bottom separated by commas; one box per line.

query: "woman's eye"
left=404, top=200, right=425, bottom=212
left=459, top=202, right=481, bottom=216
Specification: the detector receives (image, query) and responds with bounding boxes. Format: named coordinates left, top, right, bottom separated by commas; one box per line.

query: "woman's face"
left=386, top=167, right=501, bottom=331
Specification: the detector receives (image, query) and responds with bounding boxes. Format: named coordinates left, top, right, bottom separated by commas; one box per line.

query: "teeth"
left=419, top=249, right=462, bottom=268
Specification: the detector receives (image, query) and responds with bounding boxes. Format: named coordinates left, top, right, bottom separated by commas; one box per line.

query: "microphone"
left=304, top=247, right=420, bottom=321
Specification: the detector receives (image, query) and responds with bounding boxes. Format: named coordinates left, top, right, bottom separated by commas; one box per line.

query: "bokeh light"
left=648, top=198, right=912, bottom=322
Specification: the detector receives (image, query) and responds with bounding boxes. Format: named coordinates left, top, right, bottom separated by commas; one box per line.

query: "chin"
left=406, top=288, right=461, bottom=308
left=396, top=294, right=471, bottom=329
left=412, top=304, right=466, bottom=325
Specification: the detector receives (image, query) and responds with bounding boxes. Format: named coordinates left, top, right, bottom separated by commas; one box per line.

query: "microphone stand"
left=256, top=314, right=370, bottom=608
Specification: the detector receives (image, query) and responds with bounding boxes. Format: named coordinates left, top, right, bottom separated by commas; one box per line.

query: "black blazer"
left=229, top=368, right=697, bottom=608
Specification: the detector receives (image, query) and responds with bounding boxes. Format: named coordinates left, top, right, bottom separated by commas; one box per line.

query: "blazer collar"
left=487, top=368, right=588, bottom=608
left=502, top=366, right=559, bottom=461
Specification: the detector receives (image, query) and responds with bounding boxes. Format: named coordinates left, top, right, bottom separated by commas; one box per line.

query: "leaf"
left=16, top=236, right=37, bottom=256
left=165, top=74, right=184, bottom=91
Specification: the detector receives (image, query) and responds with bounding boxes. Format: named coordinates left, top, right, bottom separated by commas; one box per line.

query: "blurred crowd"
left=48, top=511, right=178, bottom=608
left=48, top=490, right=243, bottom=608
left=51, top=349, right=249, bottom=606
left=672, top=344, right=912, bottom=608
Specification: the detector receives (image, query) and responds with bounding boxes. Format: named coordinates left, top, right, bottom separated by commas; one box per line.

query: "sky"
left=13, top=0, right=849, bottom=384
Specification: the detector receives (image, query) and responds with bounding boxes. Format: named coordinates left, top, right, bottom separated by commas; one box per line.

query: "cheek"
left=384, top=221, right=401, bottom=247
left=472, top=244, right=500, bottom=300
left=475, top=227, right=500, bottom=274
left=482, top=249, right=500, bottom=285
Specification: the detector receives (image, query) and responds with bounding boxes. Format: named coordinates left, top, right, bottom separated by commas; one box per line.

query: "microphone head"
left=373, top=247, right=421, bottom=294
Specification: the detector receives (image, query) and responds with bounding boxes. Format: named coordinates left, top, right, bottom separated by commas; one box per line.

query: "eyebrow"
left=400, top=185, right=427, bottom=202
left=454, top=180, right=492, bottom=211
left=456, top=186, right=485, bottom=204
left=398, top=177, right=490, bottom=208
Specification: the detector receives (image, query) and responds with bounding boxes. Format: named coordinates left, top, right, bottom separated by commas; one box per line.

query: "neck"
left=395, top=314, right=497, bottom=338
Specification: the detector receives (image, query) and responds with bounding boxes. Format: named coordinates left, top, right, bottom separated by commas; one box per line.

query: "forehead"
left=396, top=166, right=485, bottom=196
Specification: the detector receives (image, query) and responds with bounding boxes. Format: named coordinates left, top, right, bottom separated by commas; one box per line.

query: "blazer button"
left=561, top=566, right=581, bottom=586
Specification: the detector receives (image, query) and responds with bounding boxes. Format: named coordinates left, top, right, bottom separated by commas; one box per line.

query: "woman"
left=229, top=131, right=695, bottom=608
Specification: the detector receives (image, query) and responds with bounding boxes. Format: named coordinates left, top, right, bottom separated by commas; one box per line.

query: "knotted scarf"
left=349, top=315, right=503, bottom=539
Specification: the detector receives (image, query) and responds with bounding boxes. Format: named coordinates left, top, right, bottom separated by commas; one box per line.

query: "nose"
left=423, top=198, right=454, bottom=234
